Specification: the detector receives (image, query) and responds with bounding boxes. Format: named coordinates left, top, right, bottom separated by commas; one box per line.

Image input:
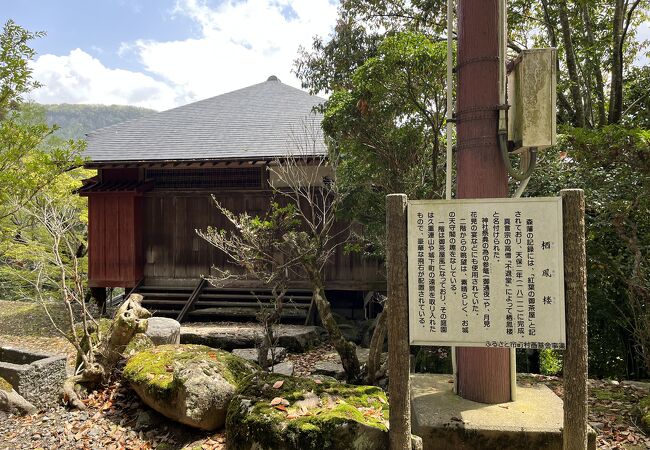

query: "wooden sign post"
left=387, top=194, right=411, bottom=450
left=386, top=190, right=589, bottom=450
left=561, top=189, right=589, bottom=450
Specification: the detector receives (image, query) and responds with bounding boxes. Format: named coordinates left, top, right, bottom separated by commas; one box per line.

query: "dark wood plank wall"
left=142, top=191, right=384, bottom=290
left=88, top=194, right=143, bottom=287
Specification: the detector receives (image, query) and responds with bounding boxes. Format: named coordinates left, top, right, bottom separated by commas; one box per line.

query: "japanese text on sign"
left=408, top=198, right=565, bottom=349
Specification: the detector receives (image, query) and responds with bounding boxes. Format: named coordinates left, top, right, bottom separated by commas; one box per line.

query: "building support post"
left=455, top=0, right=512, bottom=403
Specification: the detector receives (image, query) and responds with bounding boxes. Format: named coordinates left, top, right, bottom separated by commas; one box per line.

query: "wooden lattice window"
left=146, top=168, right=264, bottom=190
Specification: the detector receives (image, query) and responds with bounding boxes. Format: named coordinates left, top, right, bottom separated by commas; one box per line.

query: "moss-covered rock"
left=123, top=344, right=258, bottom=430
left=124, top=333, right=155, bottom=357
left=0, top=376, right=12, bottom=392
left=226, top=372, right=389, bottom=450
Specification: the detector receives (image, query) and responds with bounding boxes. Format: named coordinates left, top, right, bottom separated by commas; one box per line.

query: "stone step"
left=181, top=323, right=324, bottom=352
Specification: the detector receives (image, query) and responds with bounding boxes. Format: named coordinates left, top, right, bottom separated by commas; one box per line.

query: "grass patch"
left=0, top=300, right=69, bottom=338
left=591, top=387, right=628, bottom=402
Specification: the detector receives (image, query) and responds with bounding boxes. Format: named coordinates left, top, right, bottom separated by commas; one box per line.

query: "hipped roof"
left=84, top=77, right=327, bottom=163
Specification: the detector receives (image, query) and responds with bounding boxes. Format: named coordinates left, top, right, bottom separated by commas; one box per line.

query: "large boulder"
left=226, top=372, right=389, bottom=450
left=123, top=344, right=258, bottom=430
left=145, top=317, right=181, bottom=345
left=0, top=376, right=36, bottom=416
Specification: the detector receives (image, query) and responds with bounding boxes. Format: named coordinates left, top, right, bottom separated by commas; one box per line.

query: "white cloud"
left=128, top=0, right=338, bottom=101
left=29, top=0, right=339, bottom=110
left=29, top=49, right=190, bottom=110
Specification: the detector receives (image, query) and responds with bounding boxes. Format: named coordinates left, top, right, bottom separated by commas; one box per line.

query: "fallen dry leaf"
left=273, top=380, right=284, bottom=389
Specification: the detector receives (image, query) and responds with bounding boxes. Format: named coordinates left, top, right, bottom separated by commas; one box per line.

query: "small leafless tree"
left=14, top=195, right=150, bottom=409
left=266, top=120, right=364, bottom=382
left=197, top=201, right=301, bottom=369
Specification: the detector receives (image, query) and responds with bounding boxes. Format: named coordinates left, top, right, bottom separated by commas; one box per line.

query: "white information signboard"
left=408, top=197, right=565, bottom=349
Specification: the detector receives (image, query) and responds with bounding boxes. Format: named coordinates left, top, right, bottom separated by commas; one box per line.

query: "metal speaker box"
left=507, top=48, right=557, bottom=150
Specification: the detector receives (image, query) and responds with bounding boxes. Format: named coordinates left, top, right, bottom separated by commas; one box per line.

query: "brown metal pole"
left=455, top=0, right=512, bottom=403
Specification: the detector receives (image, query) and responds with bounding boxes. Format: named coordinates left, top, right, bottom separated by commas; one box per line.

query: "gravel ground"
left=1, top=301, right=648, bottom=449
left=0, top=343, right=336, bottom=450
left=0, top=378, right=224, bottom=450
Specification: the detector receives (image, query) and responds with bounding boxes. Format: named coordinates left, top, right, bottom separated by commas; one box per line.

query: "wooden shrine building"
left=79, top=76, right=383, bottom=321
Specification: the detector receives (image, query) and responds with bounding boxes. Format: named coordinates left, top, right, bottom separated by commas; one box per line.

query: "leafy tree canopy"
left=0, top=20, right=85, bottom=223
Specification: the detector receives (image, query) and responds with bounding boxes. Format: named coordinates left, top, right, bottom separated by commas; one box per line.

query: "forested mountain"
left=37, top=104, right=156, bottom=140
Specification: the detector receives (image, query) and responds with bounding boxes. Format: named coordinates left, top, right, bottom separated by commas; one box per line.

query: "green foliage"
left=295, top=0, right=650, bottom=380
left=322, top=31, right=450, bottom=255
left=0, top=20, right=44, bottom=118
left=639, top=394, right=650, bottom=431
left=527, top=125, right=650, bottom=378
left=623, top=66, right=650, bottom=129
left=0, top=20, right=88, bottom=301
left=539, top=349, right=563, bottom=376
left=414, top=346, right=452, bottom=374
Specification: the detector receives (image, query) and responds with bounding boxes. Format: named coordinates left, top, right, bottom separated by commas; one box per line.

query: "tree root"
left=62, top=364, right=104, bottom=410
left=63, top=375, right=87, bottom=410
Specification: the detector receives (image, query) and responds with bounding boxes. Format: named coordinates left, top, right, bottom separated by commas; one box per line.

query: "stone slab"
left=410, top=374, right=596, bottom=450
left=271, top=361, right=294, bottom=376
left=232, top=347, right=287, bottom=364
left=181, top=323, right=322, bottom=352
left=312, top=360, right=346, bottom=380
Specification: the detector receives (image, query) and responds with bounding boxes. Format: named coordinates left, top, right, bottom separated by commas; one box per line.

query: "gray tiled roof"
left=85, top=77, right=327, bottom=162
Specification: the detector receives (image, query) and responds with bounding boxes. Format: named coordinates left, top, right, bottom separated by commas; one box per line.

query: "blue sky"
left=4, top=1, right=198, bottom=73
left=1, top=0, right=339, bottom=110
left=3, top=1, right=648, bottom=111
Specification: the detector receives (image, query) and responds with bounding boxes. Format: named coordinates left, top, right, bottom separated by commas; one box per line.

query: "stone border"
left=0, top=347, right=67, bottom=409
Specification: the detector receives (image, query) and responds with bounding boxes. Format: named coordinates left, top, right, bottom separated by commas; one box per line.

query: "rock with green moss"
left=123, top=344, right=258, bottom=430
left=124, top=333, right=155, bottom=357
left=0, top=376, right=36, bottom=415
left=226, top=372, right=389, bottom=450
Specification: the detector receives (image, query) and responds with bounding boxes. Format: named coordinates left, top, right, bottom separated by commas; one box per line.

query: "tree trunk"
left=608, top=0, right=624, bottom=124
left=540, top=0, right=574, bottom=125
left=258, top=297, right=283, bottom=370
left=311, top=276, right=361, bottom=382
left=367, top=301, right=389, bottom=385
left=580, top=3, right=607, bottom=127
left=558, top=2, right=586, bottom=127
